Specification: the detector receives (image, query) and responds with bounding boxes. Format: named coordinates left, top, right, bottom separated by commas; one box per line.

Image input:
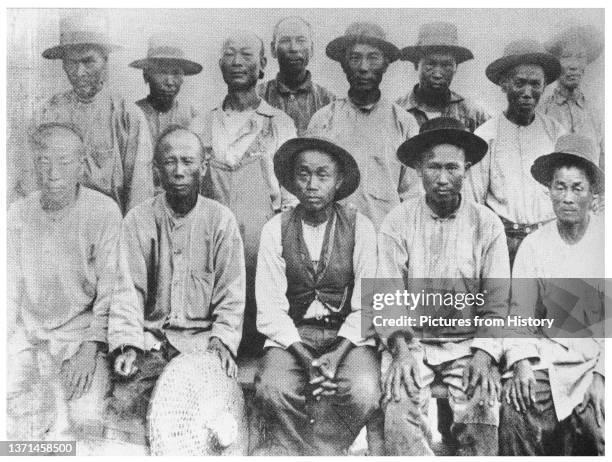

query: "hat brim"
left=401, top=45, right=474, bottom=65
left=326, top=36, right=400, bottom=63
left=397, top=128, right=488, bottom=169
left=531, top=152, right=604, bottom=194
left=274, top=137, right=361, bottom=202
left=129, top=57, right=203, bottom=75
left=486, top=52, right=561, bottom=85
left=42, top=43, right=122, bottom=60
left=545, top=27, right=604, bottom=64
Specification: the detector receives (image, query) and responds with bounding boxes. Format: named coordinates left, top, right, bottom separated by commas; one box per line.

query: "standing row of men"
left=7, top=10, right=604, bottom=457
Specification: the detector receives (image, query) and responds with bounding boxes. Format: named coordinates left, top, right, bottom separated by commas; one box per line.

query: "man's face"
left=62, top=45, right=108, bottom=100
left=272, top=18, right=312, bottom=76
left=417, top=52, right=457, bottom=94
left=501, top=64, right=545, bottom=117
left=558, top=40, right=588, bottom=91
left=34, top=130, right=83, bottom=207
left=550, top=165, right=594, bottom=225
left=156, top=131, right=204, bottom=199
left=293, top=149, right=343, bottom=213
left=418, top=143, right=468, bottom=205
left=220, top=34, right=265, bottom=91
left=343, top=43, right=388, bottom=92
left=144, top=62, right=185, bottom=100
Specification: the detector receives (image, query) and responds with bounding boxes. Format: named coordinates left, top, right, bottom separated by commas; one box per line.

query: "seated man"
left=7, top=123, right=122, bottom=441
left=108, top=126, right=246, bottom=421
left=500, top=134, right=604, bottom=456
left=254, top=136, right=380, bottom=456
left=377, top=118, right=510, bottom=456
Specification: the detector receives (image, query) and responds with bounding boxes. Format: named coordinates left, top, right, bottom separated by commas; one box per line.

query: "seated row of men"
left=8, top=114, right=604, bottom=455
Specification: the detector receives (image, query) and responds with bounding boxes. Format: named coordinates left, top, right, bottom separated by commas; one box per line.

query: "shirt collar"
left=216, top=96, right=277, bottom=118
left=274, top=70, right=313, bottom=95
left=423, top=193, right=464, bottom=221
left=553, top=84, right=585, bottom=108
left=405, top=84, right=464, bottom=111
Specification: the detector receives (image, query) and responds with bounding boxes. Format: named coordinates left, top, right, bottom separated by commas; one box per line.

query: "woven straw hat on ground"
left=148, top=351, right=248, bottom=456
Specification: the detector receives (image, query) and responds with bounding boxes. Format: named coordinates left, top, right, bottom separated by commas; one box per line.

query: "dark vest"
left=281, top=203, right=356, bottom=325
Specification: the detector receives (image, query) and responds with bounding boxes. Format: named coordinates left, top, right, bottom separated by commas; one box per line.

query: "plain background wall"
left=6, top=8, right=605, bottom=198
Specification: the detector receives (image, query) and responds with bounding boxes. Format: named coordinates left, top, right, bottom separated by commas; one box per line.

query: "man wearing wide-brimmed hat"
left=131, top=35, right=202, bottom=147
left=378, top=117, right=510, bottom=456
left=467, top=39, right=566, bottom=266
left=23, top=11, right=154, bottom=214
left=258, top=16, right=334, bottom=136
left=308, top=22, right=420, bottom=229
left=501, top=134, right=604, bottom=455
left=540, top=25, right=604, bottom=168
left=253, top=136, right=380, bottom=455
left=396, top=22, right=489, bottom=133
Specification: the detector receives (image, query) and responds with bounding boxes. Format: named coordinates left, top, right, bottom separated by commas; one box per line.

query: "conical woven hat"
left=148, top=351, right=248, bottom=456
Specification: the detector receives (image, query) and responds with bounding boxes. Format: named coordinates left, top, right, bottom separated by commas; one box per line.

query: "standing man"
left=254, top=137, right=380, bottom=456
left=467, top=40, right=565, bottom=265
left=378, top=118, right=510, bottom=456
left=190, top=31, right=296, bottom=356
left=541, top=26, right=604, bottom=168
left=259, top=16, right=334, bottom=136
left=108, top=126, right=246, bottom=422
left=308, top=22, right=420, bottom=229
left=22, top=12, right=154, bottom=214
left=397, top=22, right=489, bottom=132
left=8, top=123, right=122, bottom=441
left=500, top=134, right=604, bottom=456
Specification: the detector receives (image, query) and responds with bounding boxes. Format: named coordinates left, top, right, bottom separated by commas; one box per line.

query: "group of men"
left=7, top=10, right=605, bottom=457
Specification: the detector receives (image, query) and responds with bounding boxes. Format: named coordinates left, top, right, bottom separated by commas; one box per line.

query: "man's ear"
left=464, top=161, right=472, bottom=171
left=270, top=40, right=277, bottom=59
left=260, top=55, right=268, bottom=71
left=143, top=69, right=150, bottom=84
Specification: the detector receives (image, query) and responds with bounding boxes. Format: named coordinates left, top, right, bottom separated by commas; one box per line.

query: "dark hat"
left=531, top=134, right=604, bottom=194
left=326, top=22, right=400, bottom=63
left=401, top=22, right=474, bottom=65
left=397, top=117, right=488, bottom=169
left=274, top=136, right=360, bottom=201
left=43, top=12, right=121, bottom=59
left=486, top=39, right=561, bottom=85
left=130, top=35, right=202, bottom=76
left=545, top=25, right=604, bottom=64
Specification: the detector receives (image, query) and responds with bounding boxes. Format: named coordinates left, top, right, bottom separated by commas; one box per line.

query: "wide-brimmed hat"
left=486, top=39, right=561, bottom=85
left=397, top=117, right=488, bottom=169
left=42, top=12, right=121, bottom=59
left=130, top=35, right=202, bottom=75
left=326, top=22, right=400, bottom=63
left=274, top=136, right=360, bottom=201
left=545, top=25, right=604, bottom=64
left=531, top=134, right=604, bottom=194
left=401, top=22, right=474, bottom=65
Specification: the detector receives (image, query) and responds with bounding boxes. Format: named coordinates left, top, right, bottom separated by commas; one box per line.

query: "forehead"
left=63, top=45, right=105, bottom=61
left=276, top=18, right=310, bottom=38
left=295, top=149, right=338, bottom=168
left=34, top=129, right=82, bottom=155
left=158, top=131, right=202, bottom=157
left=222, top=34, right=260, bottom=52
left=423, top=143, right=466, bottom=163
left=507, top=63, right=545, bottom=80
left=348, top=42, right=383, bottom=55
left=552, top=165, right=590, bottom=183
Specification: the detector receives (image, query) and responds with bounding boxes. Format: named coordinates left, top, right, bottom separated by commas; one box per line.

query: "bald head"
left=221, top=31, right=265, bottom=59
left=154, top=125, right=205, bottom=165
left=272, top=16, right=312, bottom=45
left=220, top=31, right=267, bottom=90
left=30, top=123, right=84, bottom=159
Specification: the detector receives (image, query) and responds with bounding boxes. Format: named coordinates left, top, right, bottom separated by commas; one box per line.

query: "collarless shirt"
left=258, top=71, right=334, bottom=136
left=135, top=97, right=199, bottom=144
left=467, top=112, right=566, bottom=224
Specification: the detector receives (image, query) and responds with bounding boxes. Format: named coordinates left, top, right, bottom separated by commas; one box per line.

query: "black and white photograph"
left=4, top=6, right=606, bottom=457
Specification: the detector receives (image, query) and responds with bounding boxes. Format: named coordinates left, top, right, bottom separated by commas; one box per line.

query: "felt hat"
left=274, top=136, right=360, bottom=201
left=326, top=22, right=400, bottom=63
left=401, top=22, right=474, bottom=65
left=130, top=35, right=202, bottom=75
left=531, top=133, right=604, bottom=194
left=42, top=11, right=121, bottom=59
left=485, top=39, right=561, bottom=85
left=545, top=25, right=604, bottom=64
left=397, top=117, right=488, bottom=169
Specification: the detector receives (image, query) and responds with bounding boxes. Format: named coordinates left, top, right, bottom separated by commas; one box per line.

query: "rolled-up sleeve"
left=209, top=212, right=246, bottom=357
left=255, top=215, right=301, bottom=349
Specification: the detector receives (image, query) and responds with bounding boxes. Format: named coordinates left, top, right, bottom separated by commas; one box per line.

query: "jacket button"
left=525, top=227, right=531, bottom=233
left=512, top=223, right=519, bottom=230
left=309, top=419, right=315, bottom=424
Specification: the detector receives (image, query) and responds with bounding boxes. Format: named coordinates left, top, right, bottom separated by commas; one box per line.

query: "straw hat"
left=326, top=22, right=400, bottom=63
left=401, top=22, right=474, bottom=65
left=130, top=35, right=202, bottom=75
